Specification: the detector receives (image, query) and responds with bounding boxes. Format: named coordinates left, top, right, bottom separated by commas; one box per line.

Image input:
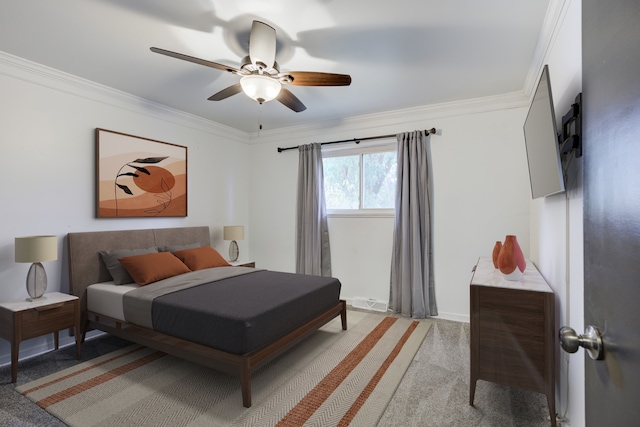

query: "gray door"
left=583, top=0, right=640, bottom=425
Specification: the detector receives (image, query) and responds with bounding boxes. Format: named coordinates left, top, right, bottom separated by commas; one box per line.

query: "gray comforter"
left=123, top=266, right=256, bottom=328
left=122, top=267, right=342, bottom=354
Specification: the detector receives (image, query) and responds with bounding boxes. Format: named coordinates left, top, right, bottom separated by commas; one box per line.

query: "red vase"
left=492, top=241, right=502, bottom=268
left=497, top=235, right=526, bottom=280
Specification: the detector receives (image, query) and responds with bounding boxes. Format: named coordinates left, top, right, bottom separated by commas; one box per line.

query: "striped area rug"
left=17, top=311, right=430, bottom=427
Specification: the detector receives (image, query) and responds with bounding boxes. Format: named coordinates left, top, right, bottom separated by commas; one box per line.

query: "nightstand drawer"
left=20, top=302, right=76, bottom=340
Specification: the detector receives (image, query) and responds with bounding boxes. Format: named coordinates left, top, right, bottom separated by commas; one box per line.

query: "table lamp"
left=223, top=226, right=244, bottom=262
left=15, top=235, right=58, bottom=301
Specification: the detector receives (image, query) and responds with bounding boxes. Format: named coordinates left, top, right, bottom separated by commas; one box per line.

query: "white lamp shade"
left=15, top=235, right=58, bottom=263
left=223, top=226, right=244, bottom=241
left=240, top=75, right=281, bottom=103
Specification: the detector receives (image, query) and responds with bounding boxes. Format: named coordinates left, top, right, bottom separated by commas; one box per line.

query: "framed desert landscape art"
left=96, top=128, right=187, bottom=218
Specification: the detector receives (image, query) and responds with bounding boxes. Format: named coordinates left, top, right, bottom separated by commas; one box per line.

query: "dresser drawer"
left=20, top=301, right=76, bottom=340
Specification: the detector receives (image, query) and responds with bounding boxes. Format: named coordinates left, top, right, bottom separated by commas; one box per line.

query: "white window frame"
left=322, top=139, right=397, bottom=218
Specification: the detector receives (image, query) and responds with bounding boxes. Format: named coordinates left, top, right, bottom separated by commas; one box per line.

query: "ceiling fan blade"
left=208, top=83, right=243, bottom=101
left=249, top=21, right=276, bottom=70
left=150, top=47, right=241, bottom=74
left=277, top=88, right=306, bottom=112
left=284, top=71, right=352, bottom=86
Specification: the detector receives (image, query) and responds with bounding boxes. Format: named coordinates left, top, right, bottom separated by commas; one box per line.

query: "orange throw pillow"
left=118, top=252, right=191, bottom=285
left=173, top=246, right=231, bottom=271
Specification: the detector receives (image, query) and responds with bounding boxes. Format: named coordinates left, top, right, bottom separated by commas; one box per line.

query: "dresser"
left=469, top=257, right=556, bottom=426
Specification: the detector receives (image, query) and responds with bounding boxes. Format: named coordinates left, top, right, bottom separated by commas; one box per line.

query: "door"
left=582, top=0, right=640, bottom=425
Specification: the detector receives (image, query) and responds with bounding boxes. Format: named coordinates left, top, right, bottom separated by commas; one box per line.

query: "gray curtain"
left=390, top=130, right=437, bottom=318
left=296, top=143, right=332, bottom=276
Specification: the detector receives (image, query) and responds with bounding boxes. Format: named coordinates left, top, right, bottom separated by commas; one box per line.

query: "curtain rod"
left=276, top=128, right=436, bottom=153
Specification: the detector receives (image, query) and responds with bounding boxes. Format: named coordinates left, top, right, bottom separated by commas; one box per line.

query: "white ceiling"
left=0, top=0, right=551, bottom=133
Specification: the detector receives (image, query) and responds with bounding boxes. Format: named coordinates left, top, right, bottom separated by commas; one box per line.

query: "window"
left=323, top=142, right=397, bottom=215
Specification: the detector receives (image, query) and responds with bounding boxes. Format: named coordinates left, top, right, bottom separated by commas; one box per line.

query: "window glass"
left=363, top=151, right=396, bottom=209
left=323, top=142, right=396, bottom=212
left=323, top=155, right=359, bottom=209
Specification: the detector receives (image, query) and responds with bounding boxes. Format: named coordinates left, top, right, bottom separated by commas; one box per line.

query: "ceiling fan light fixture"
left=240, top=75, right=281, bottom=104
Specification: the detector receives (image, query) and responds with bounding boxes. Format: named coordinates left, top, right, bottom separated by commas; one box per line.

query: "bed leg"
left=240, top=364, right=252, bottom=408
left=80, top=312, right=89, bottom=343
left=340, top=300, right=348, bottom=330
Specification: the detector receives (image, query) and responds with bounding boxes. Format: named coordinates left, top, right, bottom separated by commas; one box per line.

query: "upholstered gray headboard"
left=67, top=226, right=211, bottom=312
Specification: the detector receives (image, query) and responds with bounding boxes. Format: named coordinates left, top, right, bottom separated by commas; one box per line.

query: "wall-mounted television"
left=523, top=65, right=565, bottom=199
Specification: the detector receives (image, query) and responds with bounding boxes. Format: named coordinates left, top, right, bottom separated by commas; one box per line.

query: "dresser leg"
left=469, top=378, right=477, bottom=405
left=11, top=340, right=19, bottom=383
left=547, top=392, right=556, bottom=427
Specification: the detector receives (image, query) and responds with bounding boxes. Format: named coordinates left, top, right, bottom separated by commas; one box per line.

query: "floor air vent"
left=352, top=297, right=388, bottom=312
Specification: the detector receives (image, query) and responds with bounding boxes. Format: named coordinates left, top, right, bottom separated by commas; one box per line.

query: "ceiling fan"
left=150, top=20, right=352, bottom=112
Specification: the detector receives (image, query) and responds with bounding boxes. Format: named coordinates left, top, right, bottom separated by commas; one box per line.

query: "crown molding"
left=249, top=90, right=528, bottom=145
left=523, top=0, right=572, bottom=97
left=0, top=50, right=247, bottom=144
left=0, top=45, right=545, bottom=148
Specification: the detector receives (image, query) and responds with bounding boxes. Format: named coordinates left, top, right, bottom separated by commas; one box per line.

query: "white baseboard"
left=432, top=312, right=470, bottom=323
left=0, top=330, right=104, bottom=368
left=345, top=298, right=470, bottom=323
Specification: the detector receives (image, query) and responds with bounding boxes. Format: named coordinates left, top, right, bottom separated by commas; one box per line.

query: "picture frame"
left=96, top=128, right=187, bottom=218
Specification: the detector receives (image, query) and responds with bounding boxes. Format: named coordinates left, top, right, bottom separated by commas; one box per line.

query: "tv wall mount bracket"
left=558, top=92, right=582, bottom=158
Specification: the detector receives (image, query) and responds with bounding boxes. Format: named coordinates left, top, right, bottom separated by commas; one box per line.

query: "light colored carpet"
left=17, top=311, right=431, bottom=427
left=378, top=318, right=553, bottom=426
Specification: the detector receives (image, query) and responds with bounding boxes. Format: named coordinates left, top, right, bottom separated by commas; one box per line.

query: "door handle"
left=559, top=325, right=604, bottom=360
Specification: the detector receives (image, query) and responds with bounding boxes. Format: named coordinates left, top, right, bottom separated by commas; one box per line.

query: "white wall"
left=0, top=53, right=251, bottom=365
left=327, top=215, right=394, bottom=304
left=248, top=94, right=532, bottom=322
left=528, top=0, right=583, bottom=424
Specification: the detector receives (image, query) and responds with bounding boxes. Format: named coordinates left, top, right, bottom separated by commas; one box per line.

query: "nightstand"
left=229, top=261, right=255, bottom=268
left=0, top=292, right=82, bottom=383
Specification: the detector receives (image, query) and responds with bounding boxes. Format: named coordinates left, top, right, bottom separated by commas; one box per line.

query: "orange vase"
left=492, top=241, right=502, bottom=268
left=497, top=235, right=526, bottom=280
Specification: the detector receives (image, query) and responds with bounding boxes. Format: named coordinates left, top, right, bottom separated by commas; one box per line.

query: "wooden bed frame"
left=67, top=226, right=347, bottom=407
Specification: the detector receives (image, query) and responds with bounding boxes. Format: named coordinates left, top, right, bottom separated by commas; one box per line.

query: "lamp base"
left=228, top=240, right=239, bottom=262
left=26, top=262, right=48, bottom=301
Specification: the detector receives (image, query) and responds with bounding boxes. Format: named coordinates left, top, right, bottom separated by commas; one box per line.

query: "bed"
left=67, top=226, right=347, bottom=408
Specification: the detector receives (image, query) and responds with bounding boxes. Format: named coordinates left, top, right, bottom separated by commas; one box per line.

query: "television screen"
left=523, top=65, right=565, bottom=199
